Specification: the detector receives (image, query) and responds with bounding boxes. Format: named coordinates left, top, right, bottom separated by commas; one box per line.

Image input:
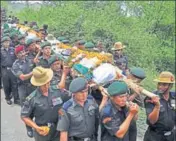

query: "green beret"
left=57, top=36, right=66, bottom=41
left=84, top=42, right=95, bottom=48
left=9, top=32, right=18, bottom=38
left=3, top=29, right=10, bottom=34
left=130, top=67, right=146, bottom=79
left=78, top=40, right=86, bottom=45
left=1, top=36, right=11, bottom=43
left=48, top=55, right=62, bottom=65
left=26, top=39, right=35, bottom=47
left=3, top=33, right=10, bottom=37
left=107, top=81, right=128, bottom=96
left=69, top=77, right=88, bottom=93
left=18, top=34, right=26, bottom=40
left=40, top=41, right=51, bottom=49
left=61, top=39, right=70, bottom=44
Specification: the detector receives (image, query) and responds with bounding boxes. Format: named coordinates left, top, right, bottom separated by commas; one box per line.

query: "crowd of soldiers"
left=1, top=13, right=175, bottom=141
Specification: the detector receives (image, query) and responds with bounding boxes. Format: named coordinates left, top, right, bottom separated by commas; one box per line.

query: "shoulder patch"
left=103, top=104, right=112, bottom=118
left=26, top=91, right=36, bottom=101
left=62, top=100, right=73, bottom=111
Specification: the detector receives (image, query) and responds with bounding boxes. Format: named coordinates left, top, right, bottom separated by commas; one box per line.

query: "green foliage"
left=13, top=1, right=175, bottom=90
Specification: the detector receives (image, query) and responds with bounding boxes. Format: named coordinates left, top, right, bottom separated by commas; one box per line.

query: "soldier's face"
left=157, top=83, right=170, bottom=93
left=74, top=87, right=89, bottom=103
left=111, top=94, right=128, bottom=107
left=40, top=81, right=50, bottom=93
left=17, top=50, right=26, bottom=60
left=115, top=49, right=123, bottom=55
left=3, top=40, right=10, bottom=47
left=43, top=46, right=51, bottom=56
left=51, top=61, right=62, bottom=72
left=28, top=43, right=36, bottom=52
left=20, top=38, right=25, bottom=44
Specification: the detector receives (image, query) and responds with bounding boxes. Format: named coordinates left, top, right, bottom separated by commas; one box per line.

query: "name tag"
left=52, top=97, right=63, bottom=106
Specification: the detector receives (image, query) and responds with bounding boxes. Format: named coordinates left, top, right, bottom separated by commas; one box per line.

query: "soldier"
left=144, top=71, right=175, bottom=141
left=126, top=67, right=146, bottom=141
left=11, top=45, right=36, bottom=106
left=57, top=36, right=66, bottom=42
left=10, top=32, right=19, bottom=47
left=57, top=77, right=99, bottom=141
left=61, top=39, right=70, bottom=46
left=17, top=34, right=26, bottom=46
left=84, top=41, right=95, bottom=51
left=21, top=66, right=71, bottom=141
left=11, top=45, right=36, bottom=138
left=111, top=42, right=128, bottom=72
left=35, top=41, right=54, bottom=68
left=100, top=81, right=139, bottom=141
left=48, top=55, right=71, bottom=89
left=25, top=39, right=38, bottom=62
left=1, top=36, right=19, bottom=105
left=73, top=40, right=86, bottom=50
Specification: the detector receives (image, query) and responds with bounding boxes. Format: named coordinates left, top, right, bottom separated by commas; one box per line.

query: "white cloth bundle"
left=92, top=63, right=117, bottom=84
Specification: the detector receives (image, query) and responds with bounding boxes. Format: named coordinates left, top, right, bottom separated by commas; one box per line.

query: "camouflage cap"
left=107, top=81, right=128, bottom=96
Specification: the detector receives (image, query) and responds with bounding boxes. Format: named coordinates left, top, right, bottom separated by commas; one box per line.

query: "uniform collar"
left=36, top=87, right=54, bottom=97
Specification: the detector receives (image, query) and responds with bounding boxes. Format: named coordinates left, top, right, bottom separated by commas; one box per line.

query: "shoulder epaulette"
left=63, top=100, right=73, bottom=111
left=26, top=91, right=36, bottom=101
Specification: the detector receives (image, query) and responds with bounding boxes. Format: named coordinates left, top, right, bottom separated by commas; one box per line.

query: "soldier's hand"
left=33, top=58, right=39, bottom=64
left=151, top=96, right=160, bottom=107
left=129, top=102, right=139, bottom=115
left=36, top=126, right=49, bottom=136
left=62, top=65, right=70, bottom=75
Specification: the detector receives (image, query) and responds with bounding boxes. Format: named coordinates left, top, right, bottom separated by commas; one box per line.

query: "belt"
left=149, top=127, right=172, bottom=136
left=2, top=66, right=11, bottom=70
left=69, top=136, right=93, bottom=141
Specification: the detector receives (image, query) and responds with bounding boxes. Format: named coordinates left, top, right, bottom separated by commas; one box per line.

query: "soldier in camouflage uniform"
left=111, top=42, right=128, bottom=72
left=21, top=67, right=71, bottom=141
left=35, top=41, right=54, bottom=68
left=1, top=36, right=19, bottom=105
left=11, top=45, right=36, bottom=138
left=48, top=55, right=71, bottom=89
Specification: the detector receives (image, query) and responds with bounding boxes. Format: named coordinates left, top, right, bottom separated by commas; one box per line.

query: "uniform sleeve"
left=100, top=107, right=120, bottom=136
left=21, top=99, right=34, bottom=118
left=61, top=89, right=72, bottom=103
left=144, top=97, right=155, bottom=116
left=57, top=109, right=70, bottom=131
left=101, top=115, right=120, bottom=136
left=11, top=61, right=23, bottom=77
